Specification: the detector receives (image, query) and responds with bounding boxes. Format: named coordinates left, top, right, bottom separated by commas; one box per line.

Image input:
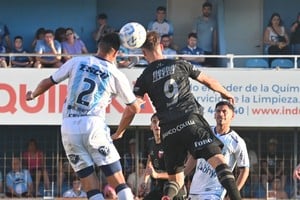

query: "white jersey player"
left=26, top=33, right=142, bottom=200
left=185, top=101, right=250, bottom=200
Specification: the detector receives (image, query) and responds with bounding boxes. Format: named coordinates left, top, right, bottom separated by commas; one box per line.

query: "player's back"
left=52, top=56, right=124, bottom=119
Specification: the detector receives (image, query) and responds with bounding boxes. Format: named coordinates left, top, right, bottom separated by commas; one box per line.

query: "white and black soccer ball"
left=119, top=22, right=147, bottom=49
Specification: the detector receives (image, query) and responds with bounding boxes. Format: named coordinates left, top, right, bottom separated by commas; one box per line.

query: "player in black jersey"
left=113, top=31, right=241, bottom=200
left=139, top=113, right=186, bottom=200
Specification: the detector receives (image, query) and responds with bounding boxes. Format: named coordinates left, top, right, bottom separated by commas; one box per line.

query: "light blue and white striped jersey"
left=51, top=56, right=136, bottom=120
left=189, top=127, right=250, bottom=199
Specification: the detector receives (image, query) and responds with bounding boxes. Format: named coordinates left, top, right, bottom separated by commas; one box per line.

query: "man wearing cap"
left=260, top=137, right=286, bottom=191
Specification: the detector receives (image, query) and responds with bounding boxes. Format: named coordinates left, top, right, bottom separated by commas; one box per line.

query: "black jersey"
left=134, top=59, right=202, bottom=123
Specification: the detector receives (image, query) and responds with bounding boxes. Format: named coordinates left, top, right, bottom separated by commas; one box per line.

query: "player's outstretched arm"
left=26, top=77, right=55, bottom=101
left=196, top=72, right=235, bottom=104
left=111, top=97, right=144, bottom=140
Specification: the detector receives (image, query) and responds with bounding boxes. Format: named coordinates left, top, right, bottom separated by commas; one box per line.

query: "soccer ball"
left=119, top=22, right=147, bottom=49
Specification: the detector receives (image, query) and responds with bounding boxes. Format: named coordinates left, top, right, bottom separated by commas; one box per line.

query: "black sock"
left=163, top=181, right=180, bottom=199
left=216, top=164, right=241, bottom=200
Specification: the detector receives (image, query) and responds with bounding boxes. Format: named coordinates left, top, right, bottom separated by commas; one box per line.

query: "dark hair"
left=14, top=35, right=23, bottom=41
left=161, top=34, right=171, bottom=39
left=98, top=13, right=108, bottom=19
left=65, top=27, right=74, bottom=33
left=268, top=12, right=283, bottom=26
left=151, top=113, right=158, bottom=121
left=203, top=2, right=212, bottom=9
left=44, top=29, right=54, bottom=35
left=188, top=32, right=197, bottom=39
left=98, top=32, right=120, bottom=53
left=215, top=101, right=234, bottom=112
left=35, top=27, right=46, bottom=38
left=156, top=6, right=166, bottom=12
left=141, top=31, right=160, bottom=51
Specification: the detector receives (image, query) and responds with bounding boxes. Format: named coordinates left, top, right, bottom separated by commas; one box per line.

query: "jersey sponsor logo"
left=194, top=138, right=213, bottom=148
left=98, top=145, right=110, bottom=156
left=162, top=120, right=195, bottom=139
left=158, top=150, right=164, bottom=159
left=152, top=64, right=175, bottom=82
left=68, top=154, right=80, bottom=164
left=79, top=63, right=109, bottom=78
left=197, top=160, right=217, bottom=178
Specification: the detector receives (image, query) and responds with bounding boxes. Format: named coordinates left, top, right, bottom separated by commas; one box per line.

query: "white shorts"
left=188, top=194, right=222, bottom=200
left=61, top=116, right=120, bottom=172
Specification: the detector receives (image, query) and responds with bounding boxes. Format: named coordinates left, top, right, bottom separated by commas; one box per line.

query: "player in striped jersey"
left=185, top=101, right=250, bottom=200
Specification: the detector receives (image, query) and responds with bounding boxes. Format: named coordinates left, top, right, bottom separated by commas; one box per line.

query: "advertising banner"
left=0, top=68, right=299, bottom=127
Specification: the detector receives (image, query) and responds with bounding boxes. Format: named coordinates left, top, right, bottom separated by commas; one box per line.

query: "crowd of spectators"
left=1, top=3, right=298, bottom=69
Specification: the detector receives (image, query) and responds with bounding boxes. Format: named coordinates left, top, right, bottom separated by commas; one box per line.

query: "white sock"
left=89, top=193, right=105, bottom=200
left=117, top=187, right=134, bottom=199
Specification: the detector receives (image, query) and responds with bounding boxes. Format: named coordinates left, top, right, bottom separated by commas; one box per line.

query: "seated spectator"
left=290, top=12, right=300, bottom=54
left=0, top=21, right=12, bottom=52
left=63, top=175, right=87, bottom=198
left=267, top=177, right=288, bottom=199
left=6, top=157, right=33, bottom=197
left=22, top=138, right=50, bottom=197
left=179, top=32, right=205, bottom=67
left=161, top=34, right=177, bottom=59
left=117, top=45, right=139, bottom=68
left=55, top=27, right=66, bottom=44
left=34, top=29, right=63, bottom=68
left=127, top=161, right=150, bottom=198
left=11, top=36, right=33, bottom=67
left=103, top=184, right=118, bottom=199
left=31, top=27, right=45, bottom=50
left=0, top=44, right=7, bottom=68
left=62, top=28, right=88, bottom=61
left=263, top=12, right=290, bottom=66
left=58, top=153, right=76, bottom=196
left=260, top=138, right=286, bottom=191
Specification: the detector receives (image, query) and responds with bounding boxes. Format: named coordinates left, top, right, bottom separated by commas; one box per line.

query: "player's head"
left=150, top=113, right=160, bottom=137
left=214, top=101, right=235, bottom=125
left=141, top=31, right=162, bottom=62
left=98, top=32, right=120, bottom=58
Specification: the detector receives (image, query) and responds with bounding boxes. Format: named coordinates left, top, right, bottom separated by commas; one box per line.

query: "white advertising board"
left=0, top=68, right=299, bottom=127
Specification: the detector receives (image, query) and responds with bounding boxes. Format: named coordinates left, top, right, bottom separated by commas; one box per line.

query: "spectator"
left=0, top=21, right=12, bottom=52
left=293, top=163, right=300, bottom=180
left=123, top=138, right=143, bottom=178
left=55, top=27, right=66, bottom=43
left=22, top=138, right=50, bottom=197
left=179, top=32, right=205, bottom=67
left=290, top=12, right=300, bottom=54
left=34, top=29, right=63, bottom=68
left=93, top=13, right=114, bottom=47
left=0, top=44, right=7, bottom=68
left=62, top=27, right=88, bottom=61
left=31, top=27, right=45, bottom=50
left=6, top=157, right=33, bottom=197
left=11, top=36, right=33, bottom=68
left=161, top=34, right=177, bottom=59
left=127, top=161, right=149, bottom=198
left=192, top=2, right=217, bottom=66
left=260, top=137, right=286, bottom=191
left=63, top=175, right=87, bottom=198
left=147, top=6, right=174, bottom=40
left=117, top=45, right=139, bottom=68
left=263, top=12, right=290, bottom=66
left=267, top=177, right=288, bottom=199
left=123, top=138, right=144, bottom=179
left=58, top=153, right=76, bottom=196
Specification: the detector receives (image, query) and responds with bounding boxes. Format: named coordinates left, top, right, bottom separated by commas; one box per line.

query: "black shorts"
left=160, top=113, right=223, bottom=175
